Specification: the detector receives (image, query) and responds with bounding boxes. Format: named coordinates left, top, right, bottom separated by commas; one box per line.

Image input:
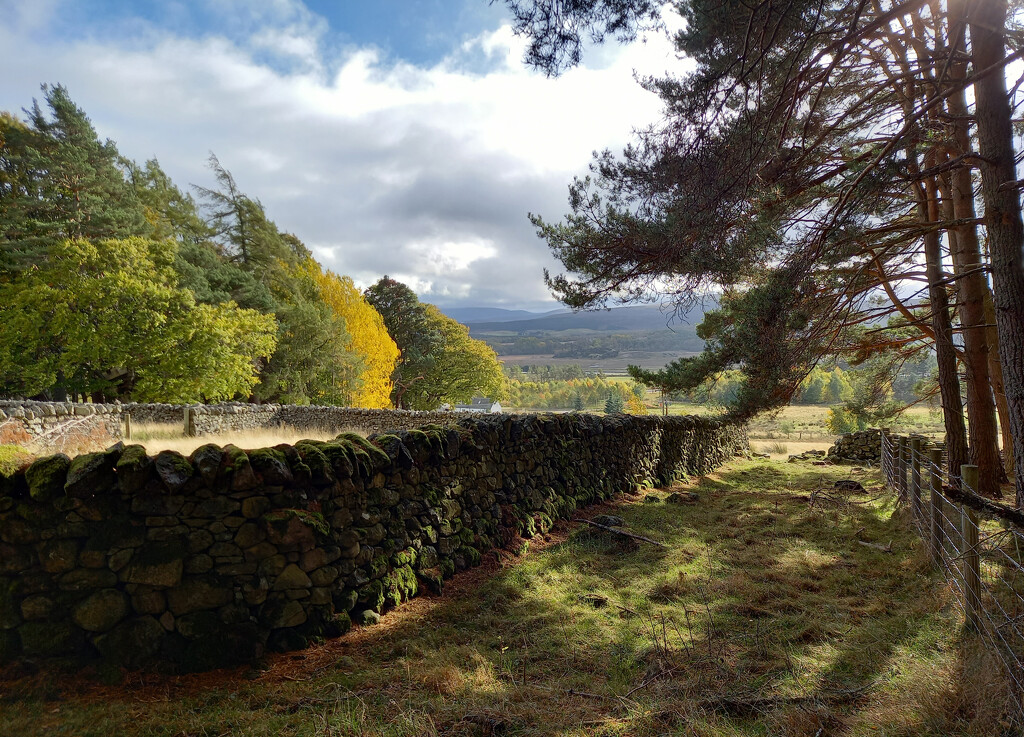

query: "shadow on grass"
left=0, top=461, right=1008, bottom=737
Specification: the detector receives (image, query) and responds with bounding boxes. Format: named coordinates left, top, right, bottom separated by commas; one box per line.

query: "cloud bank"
left=0, top=0, right=677, bottom=310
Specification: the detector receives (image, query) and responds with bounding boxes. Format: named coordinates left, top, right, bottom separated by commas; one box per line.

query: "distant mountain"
left=442, top=307, right=564, bottom=324
left=466, top=305, right=705, bottom=334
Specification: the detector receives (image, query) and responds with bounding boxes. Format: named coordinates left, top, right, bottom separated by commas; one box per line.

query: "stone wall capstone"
left=0, top=413, right=746, bottom=672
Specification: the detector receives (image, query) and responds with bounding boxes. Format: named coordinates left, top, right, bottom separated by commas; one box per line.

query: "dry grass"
left=755, top=440, right=833, bottom=460
left=0, top=444, right=32, bottom=474
left=130, top=422, right=348, bottom=455
left=1, top=459, right=1017, bottom=736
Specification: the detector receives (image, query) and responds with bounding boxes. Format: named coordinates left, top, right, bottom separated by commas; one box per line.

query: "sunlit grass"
left=1, top=459, right=1014, bottom=736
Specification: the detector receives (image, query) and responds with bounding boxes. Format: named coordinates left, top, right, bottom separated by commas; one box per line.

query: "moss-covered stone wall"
left=0, top=413, right=746, bottom=672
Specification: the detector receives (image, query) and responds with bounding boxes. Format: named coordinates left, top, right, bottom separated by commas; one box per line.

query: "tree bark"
left=968, top=0, right=1024, bottom=505
left=942, top=0, right=1006, bottom=495
left=983, top=287, right=1015, bottom=476
left=916, top=163, right=969, bottom=481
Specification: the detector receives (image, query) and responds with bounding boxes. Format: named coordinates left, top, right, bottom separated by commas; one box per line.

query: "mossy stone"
left=189, top=444, right=223, bottom=485
left=439, top=558, right=456, bottom=579
left=25, top=454, right=71, bottom=502
left=383, top=565, right=417, bottom=608
left=391, top=547, right=417, bottom=568
left=154, top=450, right=194, bottom=493
left=294, top=441, right=336, bottom=485
left=65, top=445, right=120, bottom=498
left=356, top=580, right=385, bottom=613
left=416, top=569, right=443, bottom=595
left=248, top=448, right=293, bottom=485
left=222, top=445, right=258, bottom=491
left=354, top=609, right=381, bottom=626
left=115, top=445, right=152, bottom=493
left=263, top=509, right=329, bottom=550
left=458, top=546, right=482, bottom=568
left=332, top=589, right=358, bottom=612
left=374, top=435, right=414, bottom=470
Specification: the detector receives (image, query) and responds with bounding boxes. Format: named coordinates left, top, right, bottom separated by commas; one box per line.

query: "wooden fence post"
left=960, top=464, right=982, bottom=631
left=929, top=447, right=943, bottom=566
left=897, top=436, right=908, bottom=502
left=880, top=428, right=891, bottom=484
left=910, top=436, right=923, bottom=519
left=124, top=413, right=132, bottom=441
left=184, top=407, right=196, bottom=438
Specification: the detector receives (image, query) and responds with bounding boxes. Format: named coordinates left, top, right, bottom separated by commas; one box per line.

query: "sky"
left=0, top=0, right=680, bottom=311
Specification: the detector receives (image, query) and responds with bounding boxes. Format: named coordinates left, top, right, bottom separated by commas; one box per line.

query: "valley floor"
left=1, top=460, right=1014, bottom=737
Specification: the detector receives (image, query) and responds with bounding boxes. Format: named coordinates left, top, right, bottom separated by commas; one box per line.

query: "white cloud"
left=0, top=1, right=681, bottom=309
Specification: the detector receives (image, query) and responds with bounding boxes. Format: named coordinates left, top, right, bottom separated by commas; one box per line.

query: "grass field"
left=1, top=460, right=1012, bottom=737
left=129, top=423, right=343, bottom=456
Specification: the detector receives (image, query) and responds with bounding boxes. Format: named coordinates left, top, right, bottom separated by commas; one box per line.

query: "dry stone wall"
left=125, top=402, right=465, bottom=436
left=0, top=401, right=471, bottom=454
left=0, top=401, right=122, bottom=455
left=0, top=413, right=745, bottom=672
left=827, top=428, right=882, bottom=462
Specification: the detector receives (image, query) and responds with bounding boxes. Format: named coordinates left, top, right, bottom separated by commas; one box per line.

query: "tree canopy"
left=508, top=0, right=1024, bottom=501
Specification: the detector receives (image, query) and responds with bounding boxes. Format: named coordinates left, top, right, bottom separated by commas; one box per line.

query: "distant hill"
left=442, top=307, right=560, bottom=324
left=466, top=305, right=705, bottom=334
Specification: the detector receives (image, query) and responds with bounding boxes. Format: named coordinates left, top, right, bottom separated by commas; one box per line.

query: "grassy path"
left=0, top=460, right=1008, bottom=736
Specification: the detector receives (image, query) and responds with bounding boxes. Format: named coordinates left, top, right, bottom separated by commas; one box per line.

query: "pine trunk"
left=983, top=288, right=1015, bottom=476
left=943, top=2, right=1005, bottom=495
left=968, top=0, right=1024, bottom=506
left=920, top=169, right=969, bottom=480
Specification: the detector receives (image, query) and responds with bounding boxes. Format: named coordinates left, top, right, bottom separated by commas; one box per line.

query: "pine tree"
left=1, top=85, right=148, bottom=275
left=604, top=391, right=624, bottom=414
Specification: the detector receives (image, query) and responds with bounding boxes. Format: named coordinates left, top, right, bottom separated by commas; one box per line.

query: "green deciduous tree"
left=0, top=238, right=276, bottom=402
left=401, top=306, right=506, bottom=410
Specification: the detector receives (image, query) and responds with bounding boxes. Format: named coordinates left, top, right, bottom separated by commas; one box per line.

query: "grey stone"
left=273, top=564, right=312, bottom=591
left=355, top=609, right=381, bottom=626
left=73, top=589, right=129, bottom=632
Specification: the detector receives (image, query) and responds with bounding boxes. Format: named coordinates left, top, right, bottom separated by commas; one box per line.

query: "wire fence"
left=881, top=431, right=1024, bottom=716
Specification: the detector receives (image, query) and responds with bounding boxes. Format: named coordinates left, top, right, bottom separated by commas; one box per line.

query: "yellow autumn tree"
left=303, top=261, right=399, bottom=408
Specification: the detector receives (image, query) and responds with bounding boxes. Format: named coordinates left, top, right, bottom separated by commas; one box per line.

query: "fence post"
left=880, top=428, right=890, bottom=484
left=184, top=407, right=196, bottom=438
left=929, top=447, right=943, bottom=566
left=124, top=413, right=132, bottom=441
left=897, top=436, right=908, bottom=502
left=910, top=436, right=923, bottom=519
left=960, top=464, right=982, bottom=631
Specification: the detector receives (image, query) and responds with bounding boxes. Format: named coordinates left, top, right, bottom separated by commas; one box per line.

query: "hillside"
left=465, top=304, right=702, bottom=333
left=451, top=304, right=709, bottom=363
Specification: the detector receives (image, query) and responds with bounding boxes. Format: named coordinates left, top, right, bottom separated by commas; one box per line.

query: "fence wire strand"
left=880, top=433, right=1024, bottom=715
